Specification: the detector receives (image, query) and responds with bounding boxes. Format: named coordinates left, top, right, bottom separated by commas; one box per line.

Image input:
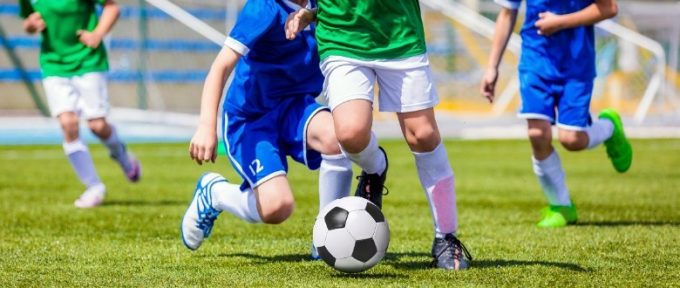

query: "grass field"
left=1, top=139, right=679, bottom=287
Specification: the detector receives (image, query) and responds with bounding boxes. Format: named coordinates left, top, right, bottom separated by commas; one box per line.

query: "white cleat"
left=180, top=173, right=225, bottom=250
left=74, top=183, right=106, bottom=208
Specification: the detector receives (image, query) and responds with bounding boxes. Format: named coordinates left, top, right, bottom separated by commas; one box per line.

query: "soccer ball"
left=313, top=196, right=390, bottom=273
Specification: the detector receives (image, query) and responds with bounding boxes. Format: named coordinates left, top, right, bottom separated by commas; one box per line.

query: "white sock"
left=414, top=143, right=458, bottom=239
left=344, top=132, right=386, bottom=175
left=319, top=153, right=353, bottom=210
left=585, top=118, right=614, bottom=149
left=63, top=140, right=102, bottom=188
left=102, top=125, right=132, bottom=172
left=532, top=151, right=572, bottom=206
left=210, top=179, right=262, bottom=223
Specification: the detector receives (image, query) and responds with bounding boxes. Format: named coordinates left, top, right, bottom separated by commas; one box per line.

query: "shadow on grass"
left=383, top=252, right=588, bottom=272
left=101, top=200, right=185, bottom=207
left=221, top=252, right=587, bottom=273
left=574, top=220, right=680, bottom=227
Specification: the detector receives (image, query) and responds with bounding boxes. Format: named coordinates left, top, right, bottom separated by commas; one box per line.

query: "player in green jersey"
left=286, top=0, right=472, bottom=270
left=20, top=0, right=141, bottom=208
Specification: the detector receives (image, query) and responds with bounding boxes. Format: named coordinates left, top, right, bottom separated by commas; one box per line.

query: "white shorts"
left=320, top=54, right=438, bottom=113
left=42, top=72, right=109, bottom=119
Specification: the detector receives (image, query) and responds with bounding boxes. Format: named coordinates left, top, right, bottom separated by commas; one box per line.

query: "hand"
left=535, top=12, right=564, bottom=36
left=77, top=30, right=104, bottom=49
left=189, top=125, right=218, bottom=165
left=24, top=12, right=46, bottom=34
left=480, top=68, right=499, bottom=103
left=285, top=8, right=314, bottom=40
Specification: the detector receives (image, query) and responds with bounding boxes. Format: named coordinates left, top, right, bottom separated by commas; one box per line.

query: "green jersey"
left=19, top=0, right=109, bottom=77
left=315, top=0, right=427, bottom=61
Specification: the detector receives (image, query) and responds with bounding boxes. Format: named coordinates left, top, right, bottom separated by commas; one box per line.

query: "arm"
left=285, top=8, right=317, bottom=40
left=77, top=0, right=120, bottom=48
left=535, top=0, right=618, bottom=36
left=189, top=47, right=241, bottom=165
left=480, top=7, right=518, bottom=103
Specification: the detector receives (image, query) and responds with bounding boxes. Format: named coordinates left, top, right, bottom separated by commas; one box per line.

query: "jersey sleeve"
left=225, top=0, right=278, bottom=56
left=494, top=0, right=522, bottom=10
left=18, top=0, right=34, bottom=18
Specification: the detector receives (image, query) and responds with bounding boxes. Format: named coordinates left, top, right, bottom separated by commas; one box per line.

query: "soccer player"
left=285, top=1, right=472, bottom=270
left=481, top=0, right=632, bottom=227
left=19, top=0, right=141, bottom=208
left=180, top=0, right=353, bottom=256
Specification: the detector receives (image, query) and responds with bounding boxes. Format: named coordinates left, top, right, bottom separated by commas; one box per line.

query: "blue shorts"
left=222, top=96, right=327, bottom=189
left=518, top=72, right=594, bottom=131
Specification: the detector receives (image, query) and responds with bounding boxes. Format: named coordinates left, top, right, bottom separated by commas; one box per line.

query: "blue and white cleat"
left=311, top=244, right=320, bottom=260
left=180, top=172, right=225, bottom=250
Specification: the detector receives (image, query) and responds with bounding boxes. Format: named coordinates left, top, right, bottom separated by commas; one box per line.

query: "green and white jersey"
left=315, top=0, right=427, bottom=61
left=19, top=0, right=109, bottom=77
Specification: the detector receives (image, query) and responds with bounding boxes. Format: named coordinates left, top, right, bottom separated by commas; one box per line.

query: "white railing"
left=596, top=20, right=666, bottom=124
left=421, top=0, right=668, bottom=124
left=145, top=0, right=226, bottom=46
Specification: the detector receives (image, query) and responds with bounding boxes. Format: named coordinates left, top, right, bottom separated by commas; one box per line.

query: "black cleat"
left=431, top=233, right=472, bottom=270
left=354, top=146, right=388, bottom=209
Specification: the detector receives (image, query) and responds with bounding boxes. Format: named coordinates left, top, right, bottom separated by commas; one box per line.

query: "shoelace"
left=355, top=175, right=390, bottom=196
left=195, top=178, right=225, bottom=237
left=430, top=235, right=473, bottom=267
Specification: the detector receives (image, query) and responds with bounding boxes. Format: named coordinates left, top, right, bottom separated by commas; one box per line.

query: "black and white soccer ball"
left=313, top=196, right=390, bottom=273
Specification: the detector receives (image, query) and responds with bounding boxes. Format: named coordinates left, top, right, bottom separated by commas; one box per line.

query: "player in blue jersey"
left=179, top=0, right=354, bottom=254
left=482, top=0, right=632, bottom=227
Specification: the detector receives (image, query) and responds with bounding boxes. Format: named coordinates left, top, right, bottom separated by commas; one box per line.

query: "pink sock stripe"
left=431, top=175, right=458, bottom=234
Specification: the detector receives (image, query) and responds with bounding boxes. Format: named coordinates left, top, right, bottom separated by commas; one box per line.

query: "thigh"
left=280, top=96, right=328, bottom=170
left=556, top=79, right=594, bottom=131
left=518, top=72, right=556, bottom=123
left=225, top=113, right=287, bottom=189
left=320, top=57, right=376, bottom=111
left=72, top=72, right=109, bottom=120
left=376, top=63, right=438, bottom=113
left=43, top=76, right=78, bottom=118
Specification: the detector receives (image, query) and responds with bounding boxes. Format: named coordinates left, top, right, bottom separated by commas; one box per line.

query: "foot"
left=180, top=173, right=225, bottom=250
left=74, top=183, right=106, bottom=208
left=125, top=154, right=141, bottom=182
left=354, top=146, right=388, bottom=209
left=431, top=233, right=472, bottom=270
left=537, top=205, right=578, bottom=228
left=599, top=109, right=633, bottom=173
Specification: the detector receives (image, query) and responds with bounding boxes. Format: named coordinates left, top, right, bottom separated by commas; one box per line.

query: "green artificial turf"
left=1, top=139, right=679, bottom=287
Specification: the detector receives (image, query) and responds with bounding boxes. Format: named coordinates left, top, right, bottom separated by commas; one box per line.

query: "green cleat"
left=537, top=205, right=578, bottom=228
left=598, top=109, right=633, bottom=173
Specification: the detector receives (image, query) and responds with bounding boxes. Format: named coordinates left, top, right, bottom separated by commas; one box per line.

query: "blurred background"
left=0, top=0, right=678, bottom=143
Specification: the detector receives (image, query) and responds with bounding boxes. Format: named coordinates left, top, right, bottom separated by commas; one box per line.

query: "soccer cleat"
left=74, top=183, right=106, bottom=208
left=537, top=205, right=578, bottom=228
left=431, top=233, right=472, bottom=270
left=180, top=172, right=225, bottom=250
left=599, top=109, right=633, bottom=173
left=354, top=146, right=388, bottom=209
left=311, top=244, right=320, bottom=260
left=125, top=154, right=141, bottom=183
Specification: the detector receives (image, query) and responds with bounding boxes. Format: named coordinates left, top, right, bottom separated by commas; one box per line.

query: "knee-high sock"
left=344, top=132, right=386, bottom=175
left=102, top=125, right=132, bottom=172
left=414, top=143, right=458, bottom=239
left=532, top=151, right=572, bottom=206
left=318, top=153, right=353, bottom=210
left=585, top=118, right=614, bottom=149
left=210, top=178, right=262, bottom=223
left=63, top=139, right=102, bottom=188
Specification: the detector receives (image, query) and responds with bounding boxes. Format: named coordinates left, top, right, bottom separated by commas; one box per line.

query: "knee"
left=260, top=197, right=295, bottom=224
left=559, top=133, right=585, bottom=151
left=87, top=119, right=107, bottom=134
left=527, top=127, right=550, bottom=143
left=404, top=126, right=439, bottom=152
left=58, top=113, right=80, bottom=138
left=318, top=134, right=342, bottom=155
left=335, top=124, right=371, bottom=153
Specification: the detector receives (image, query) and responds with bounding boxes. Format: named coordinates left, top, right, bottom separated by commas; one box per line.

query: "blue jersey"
left=495, top=0, right=596, bottom=80
left=223, top=0, right=322, bottom=117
